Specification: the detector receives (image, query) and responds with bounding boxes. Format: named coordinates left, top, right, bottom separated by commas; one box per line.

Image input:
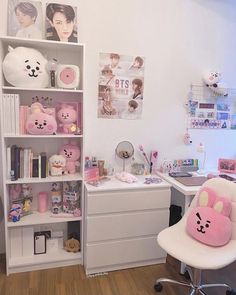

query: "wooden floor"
left=0, top=255, right=236, bottom=295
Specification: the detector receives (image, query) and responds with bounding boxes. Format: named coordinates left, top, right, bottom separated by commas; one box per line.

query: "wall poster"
left=98, top=53, right=145, bottom=119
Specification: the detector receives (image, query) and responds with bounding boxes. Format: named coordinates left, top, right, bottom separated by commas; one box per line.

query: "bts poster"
left=98, top=52, right=145, bottom=120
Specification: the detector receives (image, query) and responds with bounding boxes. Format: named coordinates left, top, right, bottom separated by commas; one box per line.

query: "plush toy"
left=49, top=154, right=66, bottom=176
left=186, top=187, right=232, bottom=246
left=3, top=46, right=49, bottom=88
left=203, top=71, right=228, bottom=96
left=9, top=204, right=22, bottom=222
left=60, top=141, right=80, bottom=174
left=57, top=104, right=78, bottom=134
left=64, top=238, right=80, bottom=253
left=26, top=102, right=57, bottom=135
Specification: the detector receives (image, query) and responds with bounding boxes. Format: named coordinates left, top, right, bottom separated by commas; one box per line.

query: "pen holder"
left=38, top=192, right=48, bottom=213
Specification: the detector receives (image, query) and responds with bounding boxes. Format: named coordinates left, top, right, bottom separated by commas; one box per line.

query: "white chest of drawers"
left=84, top=177, right=171, bottom=274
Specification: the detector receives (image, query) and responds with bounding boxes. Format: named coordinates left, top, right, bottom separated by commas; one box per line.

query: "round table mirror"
left=115, top=141, right=134, bottom=171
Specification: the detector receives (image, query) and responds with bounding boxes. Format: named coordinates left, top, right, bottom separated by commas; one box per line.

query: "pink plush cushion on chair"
left=186, top=187, right=232, bottom=247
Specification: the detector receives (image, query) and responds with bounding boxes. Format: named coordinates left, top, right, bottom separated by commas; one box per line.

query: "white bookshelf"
left=0, top=33, right=85, bottom=274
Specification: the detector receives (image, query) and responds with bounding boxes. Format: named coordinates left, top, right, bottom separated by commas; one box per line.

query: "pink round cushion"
left=186, top=187, right=232, bottom=247
left=186, top=207, right=232, bottom=246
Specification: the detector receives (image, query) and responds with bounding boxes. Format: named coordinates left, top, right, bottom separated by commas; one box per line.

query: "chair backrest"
left=183, top=177, right=236, bottom=240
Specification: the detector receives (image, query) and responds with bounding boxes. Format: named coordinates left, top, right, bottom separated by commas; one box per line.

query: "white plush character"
left=203, top=71, right=228, bottom=96
left=2, top=46, right=49, bottom=88
left=49, top=155, right=66, bottom=176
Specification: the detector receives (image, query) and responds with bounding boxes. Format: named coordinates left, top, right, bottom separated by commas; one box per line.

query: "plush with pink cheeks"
left=59, top=141, right=80, bottom=174
left=57, top=104, right=78, bottom=134
left=186, top=187, right=232, bottom=247
left=26, top=102, right=57, bottom=135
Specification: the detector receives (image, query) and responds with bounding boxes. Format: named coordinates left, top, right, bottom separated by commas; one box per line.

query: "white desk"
left=156, top=172, right=200, bottom=213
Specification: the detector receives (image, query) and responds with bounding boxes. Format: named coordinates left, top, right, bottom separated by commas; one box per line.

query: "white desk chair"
left=154, top=177, right=236, bottom=295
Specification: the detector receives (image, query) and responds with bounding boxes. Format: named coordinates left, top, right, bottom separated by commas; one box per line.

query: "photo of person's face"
left=51, top=12, right=74, bottom=42
left=111, top=57, right=119, bottom=68
left=15, top=8, right=35, bottom=28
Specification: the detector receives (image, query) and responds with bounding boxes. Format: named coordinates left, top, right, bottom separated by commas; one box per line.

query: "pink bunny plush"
left=26, top=102, right=57, bottom=135
left=60, top=141, right=80, bottom=174
left=186, top=187, right=232, bottom=246
left=57, top=104, right=78, bottom=134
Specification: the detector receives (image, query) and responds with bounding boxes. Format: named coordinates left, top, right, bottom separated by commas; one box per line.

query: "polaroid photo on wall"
left=7, top=0, right=43, bottom=39
left=45, top=3, right=78, bottom=43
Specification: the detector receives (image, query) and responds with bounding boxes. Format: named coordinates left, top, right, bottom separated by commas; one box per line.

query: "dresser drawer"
left=87, top=209, right=169, bottom=242
left=86, top=236, right=166, bottom=270
left=87, top=188, right=170, bottom=214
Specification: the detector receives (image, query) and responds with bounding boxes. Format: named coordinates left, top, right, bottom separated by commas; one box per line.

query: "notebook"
left=175, top=176, right=208, bottom=186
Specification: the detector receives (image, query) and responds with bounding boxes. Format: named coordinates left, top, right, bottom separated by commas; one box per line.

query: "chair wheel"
left=183, top=270, right=191, bottom=280
left=226, top=290, right=236, bottom=295
left=154, top=282, right=163, bottom=292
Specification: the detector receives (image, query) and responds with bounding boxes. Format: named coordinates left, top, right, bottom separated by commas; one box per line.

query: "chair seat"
left=158, top=220, right=236, bottom=270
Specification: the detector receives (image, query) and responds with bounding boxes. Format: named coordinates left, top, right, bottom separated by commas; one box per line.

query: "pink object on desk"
left=38, top=192, right=48, bottom=213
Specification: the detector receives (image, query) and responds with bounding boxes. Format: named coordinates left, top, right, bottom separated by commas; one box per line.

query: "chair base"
left=154, top=268, right=236, bottom=295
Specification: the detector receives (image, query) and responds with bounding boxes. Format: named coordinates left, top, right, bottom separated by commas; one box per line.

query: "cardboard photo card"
left=45, top=2, right=78, bottom=43
left=8, top=0, right=43, bottom=39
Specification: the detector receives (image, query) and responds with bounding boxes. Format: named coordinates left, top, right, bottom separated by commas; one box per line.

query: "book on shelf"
left=2, top=93, right=20, bottom=135
left=7, top=145, right=47, bottom=180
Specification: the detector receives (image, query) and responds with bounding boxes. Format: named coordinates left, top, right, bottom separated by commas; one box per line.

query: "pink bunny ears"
left=197, top=187, right=232, bottom=217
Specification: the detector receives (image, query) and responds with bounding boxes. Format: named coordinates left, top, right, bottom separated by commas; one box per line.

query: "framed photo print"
left=8, top=0, right=43, bottom=39
left=218, top=158, right=236, bottom=174
left=46, top=3, right=78, bottom=43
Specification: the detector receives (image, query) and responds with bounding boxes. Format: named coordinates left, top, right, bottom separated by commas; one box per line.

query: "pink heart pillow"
left=186, top=187, right=232, bottom=247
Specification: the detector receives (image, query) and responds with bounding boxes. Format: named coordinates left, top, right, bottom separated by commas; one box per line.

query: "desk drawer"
left=86, top=236, right=166, bottom=270
left=87, top=210, right=169, bottom=242
left=87, top=189, right=170, bottom=214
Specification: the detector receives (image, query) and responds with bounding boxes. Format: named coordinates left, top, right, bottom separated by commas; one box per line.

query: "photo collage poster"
left=98, top=53, right=145, bottom=120
left=188, top=99, right=236, bottom=130
left=7, top=1, right=78, bottom=43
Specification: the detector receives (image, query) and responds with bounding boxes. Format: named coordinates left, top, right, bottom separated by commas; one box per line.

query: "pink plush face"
left=60, top=144, right=80, bottom=161
left=186, top=187, right=232, bottom=246
left=57, top=107, right=77, bottom=124
left=26, top=113, right=57, bottom=135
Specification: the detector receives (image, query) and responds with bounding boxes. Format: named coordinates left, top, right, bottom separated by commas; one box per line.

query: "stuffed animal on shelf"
left=26, top=102, right=57, bottom=135
left=9, top=204, right=22, bottom=222
left=60, top=141, right=80, bottom=174
left=49, top=154, right=66, bottom=176
left=203, top=71, right=228, bottom=96
left=2, top=46, right=49, bottom=88
left=57, top=104, right=78, bottom=134
left=64, top=238, right=80, bottom=253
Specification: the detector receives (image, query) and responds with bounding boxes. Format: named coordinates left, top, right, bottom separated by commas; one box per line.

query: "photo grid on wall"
left=98, top=53, right=145, bottom=120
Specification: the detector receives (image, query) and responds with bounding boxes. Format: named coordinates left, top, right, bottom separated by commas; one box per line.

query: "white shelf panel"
left=7, top=211, right=82, bottom=227
left=5, top=173, right=82, bottom=184
left=0, top=35, right=85, bottom=49
left=2, top=86, right=83, bottom=93
left=4, top=134, right=83, bottom=139
left=9, top=249, right=82, bottom=268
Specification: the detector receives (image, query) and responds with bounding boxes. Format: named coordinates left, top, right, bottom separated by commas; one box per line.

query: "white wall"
left=79, top=0, right=236, bottom=170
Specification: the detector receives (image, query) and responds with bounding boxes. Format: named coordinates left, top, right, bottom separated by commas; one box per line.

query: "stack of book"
left=6, top=145, right=47, bottom=180
left=1, top=93, right=20, bottom=135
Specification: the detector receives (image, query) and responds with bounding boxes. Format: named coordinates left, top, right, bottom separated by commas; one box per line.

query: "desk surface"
left=156, top=172, right=201, bottom=196
left=85, top=175, right=171, bottom=193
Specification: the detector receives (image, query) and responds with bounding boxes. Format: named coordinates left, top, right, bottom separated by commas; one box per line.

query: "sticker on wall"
left=97, top=53, right=145, bottom=119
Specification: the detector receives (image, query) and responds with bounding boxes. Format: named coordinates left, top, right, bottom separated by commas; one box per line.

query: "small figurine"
left=9, top=204, right=22, bottom=222
left=49, top=154, right=66, bottom=176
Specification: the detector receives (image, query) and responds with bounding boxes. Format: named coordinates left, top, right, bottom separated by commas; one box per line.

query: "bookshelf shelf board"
left=5, top=173, right=82, bottom=184
left=4, top=134, right=83, bottom=139
left=9, top=249, right=82, bottom=268
left=2, top=86, right=83, bottom=93
left=7, top=211, right=82, bottom=228
left=0, top=35, right=85, bottom=49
